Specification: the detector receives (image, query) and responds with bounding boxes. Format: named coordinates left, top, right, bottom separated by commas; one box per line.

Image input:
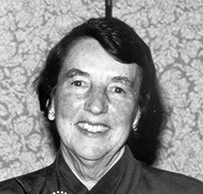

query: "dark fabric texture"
left=0, top=146, right=203, bottom=194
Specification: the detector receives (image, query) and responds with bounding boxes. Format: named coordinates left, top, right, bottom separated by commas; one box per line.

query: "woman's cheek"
left=56, top=93, right=84, bottom=119
left=113, top=99, right=135, bottom=116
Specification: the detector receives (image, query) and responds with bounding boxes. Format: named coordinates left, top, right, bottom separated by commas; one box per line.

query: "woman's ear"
left=47, top=98, right=55, bottom=121
left=132, top=108, right=141, bottom=131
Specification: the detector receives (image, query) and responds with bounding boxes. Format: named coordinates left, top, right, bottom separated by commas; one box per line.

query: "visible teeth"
left=78, top=122, right=109, bottom=133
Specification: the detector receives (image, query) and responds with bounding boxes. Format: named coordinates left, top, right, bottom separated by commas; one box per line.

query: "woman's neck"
left=61, top=146, right=125, bottom=190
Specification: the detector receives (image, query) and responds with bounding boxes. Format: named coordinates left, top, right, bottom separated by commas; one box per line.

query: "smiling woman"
left=51, top=38, right=140, bottom=172
left=0, top=17, right=202, bottom=194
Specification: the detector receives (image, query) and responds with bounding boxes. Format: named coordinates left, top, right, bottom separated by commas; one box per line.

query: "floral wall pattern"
left=0, top=0, right=203, bottom=182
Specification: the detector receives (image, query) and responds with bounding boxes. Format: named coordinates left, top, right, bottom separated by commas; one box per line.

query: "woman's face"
left=51, top=38, right=141, bottom=162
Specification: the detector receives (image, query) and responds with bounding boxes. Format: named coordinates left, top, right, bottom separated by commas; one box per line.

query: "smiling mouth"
left=77, top=122, right=110, bottom=134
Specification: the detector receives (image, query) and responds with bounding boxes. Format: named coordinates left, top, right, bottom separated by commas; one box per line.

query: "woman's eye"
left=112, top=87, right=125, bottom=94
left=70, top=80, right=89, bottom=93
left=71, top=81, right=83, bottom=87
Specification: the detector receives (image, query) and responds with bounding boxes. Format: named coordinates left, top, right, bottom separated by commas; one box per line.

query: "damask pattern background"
left=0, top=0, right=203, bottom=182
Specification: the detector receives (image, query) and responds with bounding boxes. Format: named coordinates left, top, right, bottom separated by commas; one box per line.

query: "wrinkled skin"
left=49, top=38, right=141, bottom=188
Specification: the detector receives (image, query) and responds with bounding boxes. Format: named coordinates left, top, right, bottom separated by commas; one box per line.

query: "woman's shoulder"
left=0, top=163, right=54, bottom=194
left=139, top=162, right=203, bottom=194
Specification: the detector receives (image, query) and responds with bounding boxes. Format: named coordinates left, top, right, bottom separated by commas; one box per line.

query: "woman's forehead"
left=60, top=38, right=141, bottom=82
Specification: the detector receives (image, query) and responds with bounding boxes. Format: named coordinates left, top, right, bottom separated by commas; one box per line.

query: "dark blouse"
left=0, top=146, right=203, bottom=194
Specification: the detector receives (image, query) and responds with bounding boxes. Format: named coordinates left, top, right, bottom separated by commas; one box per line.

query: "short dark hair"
left=34, top=17, right=165, bottom=165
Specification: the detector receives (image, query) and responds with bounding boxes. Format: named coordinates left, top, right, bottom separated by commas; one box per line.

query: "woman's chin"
left=76, top=148, right=107, bottom=162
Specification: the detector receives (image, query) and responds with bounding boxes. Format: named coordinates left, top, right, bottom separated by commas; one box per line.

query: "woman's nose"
left=84, top=88, right=108, bottom=115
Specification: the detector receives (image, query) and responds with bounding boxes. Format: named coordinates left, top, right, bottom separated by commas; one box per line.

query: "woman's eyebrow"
left=64, top=68, right=89, bottom=78
left=111, top=76, right=133, bottom=87
left=57, top=68, right=89, bottom=85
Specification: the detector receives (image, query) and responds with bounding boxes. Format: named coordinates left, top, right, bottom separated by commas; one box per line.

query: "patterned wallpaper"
left=0, top=0, right=203, bottom=182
